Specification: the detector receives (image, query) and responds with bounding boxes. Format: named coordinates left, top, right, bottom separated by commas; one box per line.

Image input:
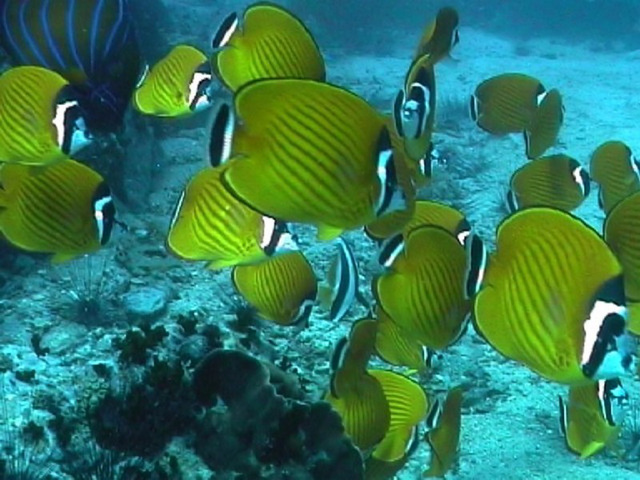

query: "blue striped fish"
left=0, top=0, right=142, bottom=131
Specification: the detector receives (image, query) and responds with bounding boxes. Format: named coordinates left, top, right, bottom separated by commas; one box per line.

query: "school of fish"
left=1, top=0, right=639, bottom=476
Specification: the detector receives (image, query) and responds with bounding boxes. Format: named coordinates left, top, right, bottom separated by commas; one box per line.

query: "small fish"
left=218, top=79, right=408, bottom=241
left=0, top=159, right=115, bottom=263
left=470, top=73, right=545, bottom=135
left=231, top=250, right=317, bottom=327
left=166, top=163, right=297, bottom=270
left=590, top=140, right=640, bottom=213
left=211, top=2, right=325, bottom=92
left=414, top=7, right=460, bottom=64
left=0, top=0, right=142, bottom=131
left=506, top=154, right=590, bottom=212
left=373, top=226, right=471, bottom=350
left=603, top=190, right=640, bottom=334
left=524, top=88, right=563, bottom=159
left=326, top=318, right=390, bottom=450
left=132, top=45, right=213, bottom=117
left=558, top=378, right=626, bottom=458
left=392, top=55, right=437, bottom=163
left=405, top=200, right=471, bottom=246
left=329, top=318, right=379, bottom=398
left=0, top=66, right=91, bottom=166
left=318, top=237, right=360, bottom=322
left=423, top=386, right=463, bottom=477
left=365, top=369, right=429, bottom=479
left=474, top=207, right=633, bottom=384
left=375, top=307, right=436, bottom=373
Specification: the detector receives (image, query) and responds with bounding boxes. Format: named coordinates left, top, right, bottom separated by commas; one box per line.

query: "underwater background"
left=2, top=0, right=640, bottom=478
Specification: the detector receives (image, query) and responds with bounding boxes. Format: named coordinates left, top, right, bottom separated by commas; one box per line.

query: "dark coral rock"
left=113, top=323, right=168, bottom=365
left=89, top=360, right=196, bottom=457
left=193, top=349, right=271, bottom=409
left=192, top=349, right=363, bottom=479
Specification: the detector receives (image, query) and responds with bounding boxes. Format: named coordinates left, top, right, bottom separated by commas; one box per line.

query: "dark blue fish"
left=0, top=0, right=142, bottom=132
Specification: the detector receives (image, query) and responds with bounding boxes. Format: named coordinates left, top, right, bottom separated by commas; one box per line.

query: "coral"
left=228, top=303, right=266, bottom=352
left=113, top=322, right=168, bottom=365
left=14, top=370, right=36, bottom=384
left=29, top=334, right=49, bottom=358
left=176, top=314, right=198, bottom=336
left=20, top=422, right=45, bottom=446
left=200, top=323, right=225, bottom=350
left=192, top=349, right=364, bottom=479
left=0, top=353, right=14, bottom=373
left=47, top=412, right=75, bottom=450
left=88, top=358, right=196, bottom=457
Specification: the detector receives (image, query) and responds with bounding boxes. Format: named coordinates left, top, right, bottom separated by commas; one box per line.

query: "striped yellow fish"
left=0, top=159, right=114, bottom=263
left=474, top=208, right=633, bottom=384
left=365, top=369, right=428, bottom=479
left=326, top=318, right=390, bottom=450
left=590, top=140, right=640, bottom=213
left=629, top=302, right=640, bottom=336
left=373, top=226, right=470, bottom=350
left=367, top=199, right=470, bottom=245
left=414, top=7, right=460, bottom=63
left=375, top=307, right=435, bottom=372
left=211, top=2, right=325, bottom=92
left=603, top=190, right=640, bottom=334
left=506, top=154, right=590, bottom=212
left=392, top=54, right=437, bottom=163
left=231, top=250, right=317, bottom=327
left=406, top=201, right=470, bottom=242
left=423, top=386, right=463, bottom=477
left=365, top=433, right=419, bottom=480
left=219, top=79, right=408, bottom=242
left=558, top=379, right=626, bottom=458
left=470, top=73, right=545, bottom=135
left=166, top=163, right=297, bottom=270
left=0, top=66, right=91, bottom=166
left=524, top=88, right=563, bottom=159
left=132, top=45, right=213, bottom=117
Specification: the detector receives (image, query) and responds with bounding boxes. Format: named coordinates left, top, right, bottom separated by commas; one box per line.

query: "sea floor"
left=2, top=25, right=640, bottom=479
